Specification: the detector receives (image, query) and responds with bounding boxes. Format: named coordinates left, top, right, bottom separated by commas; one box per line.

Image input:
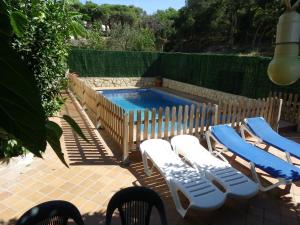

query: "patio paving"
left=1, top=93, right=300, bottom=225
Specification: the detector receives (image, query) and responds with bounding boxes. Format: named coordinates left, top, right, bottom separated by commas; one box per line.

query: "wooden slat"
left=136, top=110, right=141, bottom=146
left=267, top=98, right=274, bottom=123
left=177, top=106, right=183, bottom=135
left=151, top=108, right=156, bottom=139
left=164, top=107, right=170, bottom=139
left=206, top=103, right=212, bottom=131
left=183, top=105, right=189, bottom=134
left=128, top=111, right=134, bottom=150
left=143, top=109, right=149, bottom=140
left=287, top=93, right=293, bottom=121
left=231, top=103, right=237, bottom=127
left=194, top=104, right=200, bottom=135
left=189, top=104, right=195, bottom=134
left=227, top=102, right=232, bottom=124
left=157, top=107, right=163, bottom=138
left=221, top=103, right=227, bottom=124
left=171, top=107, right=176, bottom=137
left=292, top=94, right=299, bottom=122
left=200, top=103, right=206, bottom=134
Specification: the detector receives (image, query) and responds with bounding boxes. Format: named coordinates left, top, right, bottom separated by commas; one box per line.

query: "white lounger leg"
left=168, top=180, right=189, bottom=218
left=249, top=162, right=291, bottom=192
left=141, top=151, right=154, bottom=176
left=285, top=152, right=293, bottom=164
left=240, top=125, right=262, bottom=145
left=205, top=131, right=229, bottom=163
left=207, top=130, right=291, bottom=192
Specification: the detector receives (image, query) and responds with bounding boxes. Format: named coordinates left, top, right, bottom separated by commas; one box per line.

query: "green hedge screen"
left=68, top=49, right=300, bottom=98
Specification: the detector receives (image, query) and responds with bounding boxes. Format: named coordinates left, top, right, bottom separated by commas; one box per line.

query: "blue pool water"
left=99, top=88, right=195, bottom=112
left=98, top=88, right=213, bottom=133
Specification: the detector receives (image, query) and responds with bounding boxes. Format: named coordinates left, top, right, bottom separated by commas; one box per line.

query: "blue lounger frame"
left=240, top=117, right=300, bottom=165
left=205, top=124, right=300, bottom=192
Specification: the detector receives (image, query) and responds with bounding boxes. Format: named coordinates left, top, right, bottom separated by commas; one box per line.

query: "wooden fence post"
left=213, top=104, right=219, bottom=125
left=271, top=98, right=282, bottom=131
left=122, top=113, right=129, bottom=163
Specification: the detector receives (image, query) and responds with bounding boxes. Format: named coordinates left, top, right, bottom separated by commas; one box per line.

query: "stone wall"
left=80, top=77, right=156, bottom=89
left=163, top=78, right=253, bottom=103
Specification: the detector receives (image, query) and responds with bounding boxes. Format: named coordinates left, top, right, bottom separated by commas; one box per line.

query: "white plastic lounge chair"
left=170, top=135, right=258, bottom=199
left=206, top=124, right=300, bottom=192
left=140, top=139, right=226, bottom=217
left=241, top=117, right=300, bottom=164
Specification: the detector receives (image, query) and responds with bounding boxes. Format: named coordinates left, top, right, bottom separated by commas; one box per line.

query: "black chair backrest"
left=105, top=186, right=168, bottom=225
left=15, top=200, right=84, bottom=225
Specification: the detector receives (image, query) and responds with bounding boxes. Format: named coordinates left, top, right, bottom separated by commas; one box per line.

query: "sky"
left=79, top=0, right=186, bottom=14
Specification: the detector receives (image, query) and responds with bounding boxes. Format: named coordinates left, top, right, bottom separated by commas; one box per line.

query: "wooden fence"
left=126, top=103, right=217, bottom=150
left=269, top=91, right=300, bottom=129
left=69, top=74, right=284, bottom=162
left=69, top=74, right=128, bottom=160
left=218, top=98, right=282, bottom=130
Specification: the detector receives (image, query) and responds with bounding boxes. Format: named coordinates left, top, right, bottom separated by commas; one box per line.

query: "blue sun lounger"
left=205, top=124, right=300, bottom=192
left=241, top=117, right=300, bottom=164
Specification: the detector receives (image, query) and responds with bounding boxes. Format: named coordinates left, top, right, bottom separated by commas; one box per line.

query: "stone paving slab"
left=0, top=94, right=300, bottom=225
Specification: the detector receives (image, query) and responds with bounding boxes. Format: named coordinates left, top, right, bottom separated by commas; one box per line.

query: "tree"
left=107, top=24, right=155, bottom=51
left=142, top=8, right=178, bottom=51
left=0, top=0, right=86, bottom=165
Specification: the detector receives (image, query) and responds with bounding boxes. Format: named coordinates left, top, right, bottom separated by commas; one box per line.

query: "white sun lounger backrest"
left=139, top=139, right=226, bottom=217
left=171, top=135, right=228, bottom=170
left=171, top=135, right=259, bottom=199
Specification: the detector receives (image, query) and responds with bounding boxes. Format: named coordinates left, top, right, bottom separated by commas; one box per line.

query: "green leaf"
left=0, top=43, right=47, bottom=156
left=46, top=120, right=68, bottom=167
left=62, top=115, right=88, bottom=142
left=70, top=20, right=86, bottom=38
left=0, top=0, right=12, bottom=37
left=9, top=11, right=28, bottom=37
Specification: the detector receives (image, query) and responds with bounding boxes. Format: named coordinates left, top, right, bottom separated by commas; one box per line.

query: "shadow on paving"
left=61, top=95, right=119, bottom=166
left=60, top=93, right=300, bottom=225
left=127, top=152, right=300, bottom=225
left=1, top=211, right=116, bottom=225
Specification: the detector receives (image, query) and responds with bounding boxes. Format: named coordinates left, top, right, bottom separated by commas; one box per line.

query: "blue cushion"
left=211, top=124, right=300, bottom=181
left=245, top=117, right=300, bottom=160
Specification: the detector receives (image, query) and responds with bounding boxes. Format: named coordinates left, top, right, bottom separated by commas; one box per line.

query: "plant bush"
left=9, top=0, right=74, bottom=116
left=0, top=0, right=87, bottom=164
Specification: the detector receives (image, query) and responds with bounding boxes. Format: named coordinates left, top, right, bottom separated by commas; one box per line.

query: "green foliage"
left=142, top=8, right=178, bottom=51
left=0, top=139, right=27, bottom=158
left=84, top=22, right=106, bottom=50
left=68, top=49, right=300, bottom=98
left=72, top=1, right=145, bottom=26
left=0, top=0, right=87, bottom=165
left=8, top=0, right=83, bottom=116
left=107, top=24, right=155, bottom=51
left=168, top=0, right=284, bottom=53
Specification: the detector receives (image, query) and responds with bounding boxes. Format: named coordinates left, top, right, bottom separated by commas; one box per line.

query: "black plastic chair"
left=15, top=200, right=84, bottom=225
left=105, top=186, right=168, bottom=225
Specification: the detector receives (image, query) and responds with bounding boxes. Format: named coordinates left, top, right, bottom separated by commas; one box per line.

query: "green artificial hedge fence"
left=68, top=48, right=300, bottom=98
left=68, top=49, right=160, bottom=77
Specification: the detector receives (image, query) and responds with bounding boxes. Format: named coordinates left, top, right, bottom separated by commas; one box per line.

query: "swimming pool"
left=98, top=88, right=213, bottom=134
left=99, top=88, right=196, bottom=112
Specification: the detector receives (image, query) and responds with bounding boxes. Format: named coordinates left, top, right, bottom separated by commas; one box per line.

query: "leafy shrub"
left=107, top=24, right=156, bottom=51
left=0, top=140, right=27, bottom=158
left=9, top=0, right=73, bottom=116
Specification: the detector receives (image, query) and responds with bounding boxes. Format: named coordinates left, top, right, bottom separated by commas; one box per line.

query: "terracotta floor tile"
left=0, top=208, right=18, bottom=221
left=38, top=185, right=56, bottom=195
left=2, top=95, right=300, bottom=225
left=47, top=188, right=65, bottom=199
left=60, top=192, right=76, bottom=202
left=27, top=192, right=45, bottom=203
left=59, top=181, right=76, bottom=191
left=0, top=191, right=12, bottom=200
